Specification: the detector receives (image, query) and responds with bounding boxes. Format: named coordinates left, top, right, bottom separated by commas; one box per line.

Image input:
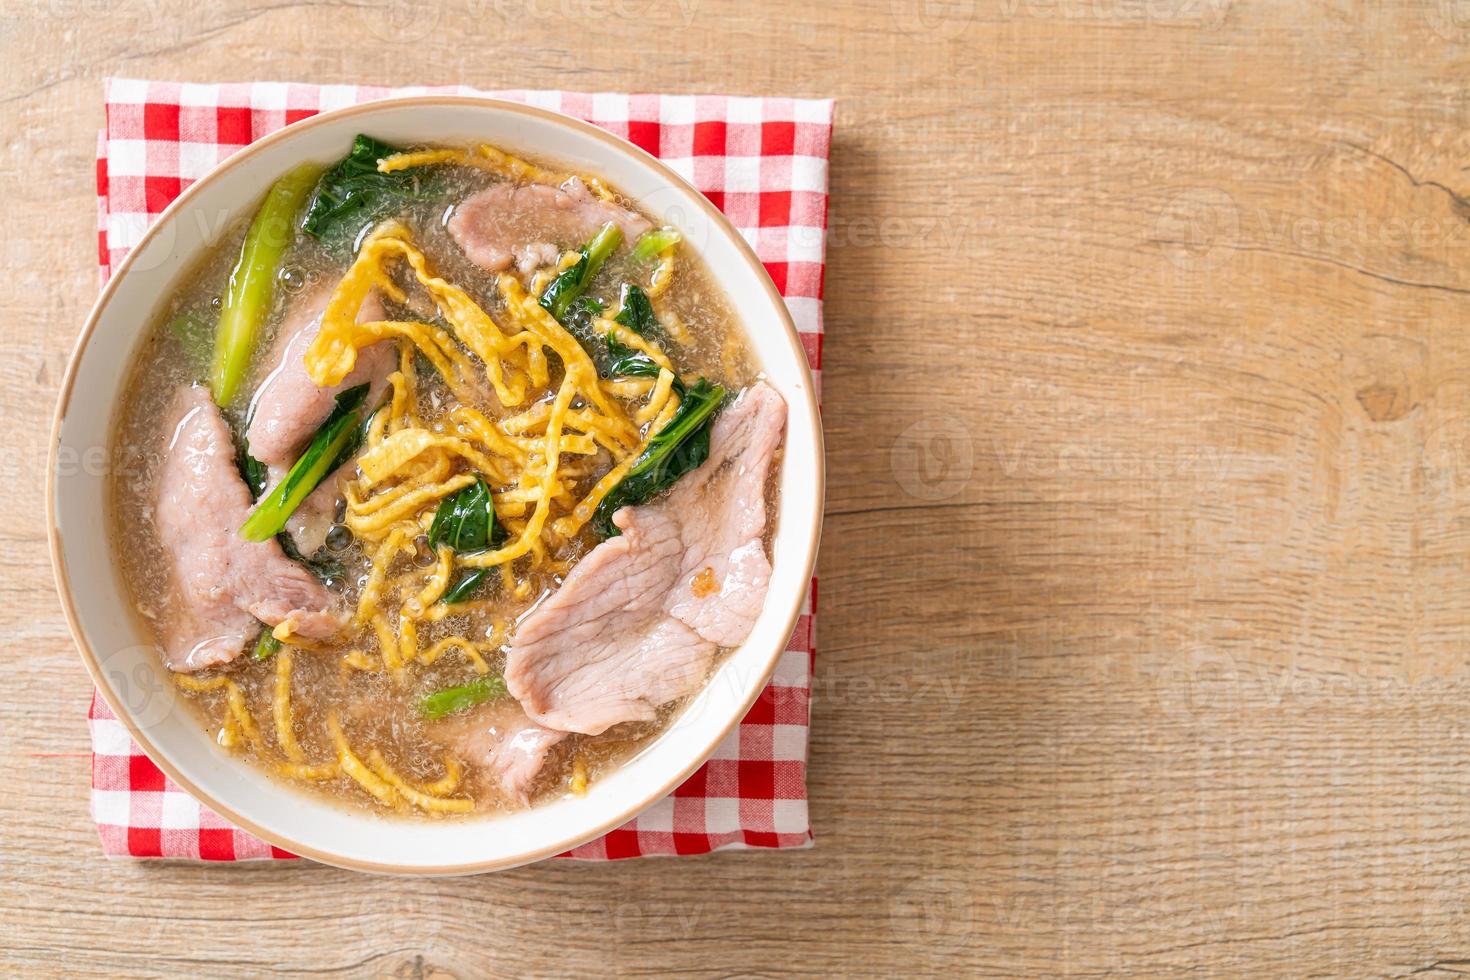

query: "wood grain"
left=6, top=0, right=1470, bottom=974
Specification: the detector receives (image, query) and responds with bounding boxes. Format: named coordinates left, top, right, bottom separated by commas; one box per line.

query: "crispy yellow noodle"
left=365, top=750, right=475, bottom=814
left=377, top=144, right=616, bottom=201
left=328, top=714, right=399, bottom=807
left=272, top=647, right=307, bottom=763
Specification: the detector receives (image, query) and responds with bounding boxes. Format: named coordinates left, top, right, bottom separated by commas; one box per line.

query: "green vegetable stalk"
left=238, top=384, right=369, bottom=542
left=593, top=379, right=725, bottom=536
left=417, top=674, right=507, bottom=720
left=209, top=162, right=322, bottom=407
left=252, top=630, right=282, bottom=661
left=632, top=227, right=681, bottom=262
left=539, top=222, right=623, bottom=321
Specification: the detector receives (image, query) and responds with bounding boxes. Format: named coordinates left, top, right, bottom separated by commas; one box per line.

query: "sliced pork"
left=505, top=382, right=786, bottom=735
left=245, top=288, right=392, bottom=467
left=155, top=386, right=345, bottom=671
left=658, top=382, right=785, bottom=647
left=506, top=522, right=716, bottom=735
left=448, top=177, right=652, bottom=275
left=436, top=698, right=567, bottom=805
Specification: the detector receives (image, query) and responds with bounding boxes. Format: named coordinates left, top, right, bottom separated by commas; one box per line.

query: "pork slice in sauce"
left=245, top=288, right=392, bottom=467
left=660, top=381, right=785, bottom=647
left=447, top=177, right=652, bottom=275
left=155, top=386, right=345, bottom=671
left=505, top=510, right=716, bottom=736
left=436, top=698, right=567, bottom=805
left=505, top=382, right=787, bottom=735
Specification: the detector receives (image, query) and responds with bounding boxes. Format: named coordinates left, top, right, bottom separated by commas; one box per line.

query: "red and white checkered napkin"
left=90, top=78, right=829, bottom=863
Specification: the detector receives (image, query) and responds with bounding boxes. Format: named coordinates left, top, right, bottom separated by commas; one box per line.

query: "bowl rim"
left=47, top=94, right=825, bottom=875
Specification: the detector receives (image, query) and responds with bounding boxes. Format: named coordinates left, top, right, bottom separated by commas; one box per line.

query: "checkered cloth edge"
left=90, top=78, right=829, bottom=863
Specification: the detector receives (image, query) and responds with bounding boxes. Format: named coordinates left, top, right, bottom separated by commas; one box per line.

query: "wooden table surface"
left=6, top=0, right=1470, bottom=975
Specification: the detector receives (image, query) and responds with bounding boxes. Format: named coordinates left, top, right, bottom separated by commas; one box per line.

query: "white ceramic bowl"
left=48, top=97, right=823, bottom=875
